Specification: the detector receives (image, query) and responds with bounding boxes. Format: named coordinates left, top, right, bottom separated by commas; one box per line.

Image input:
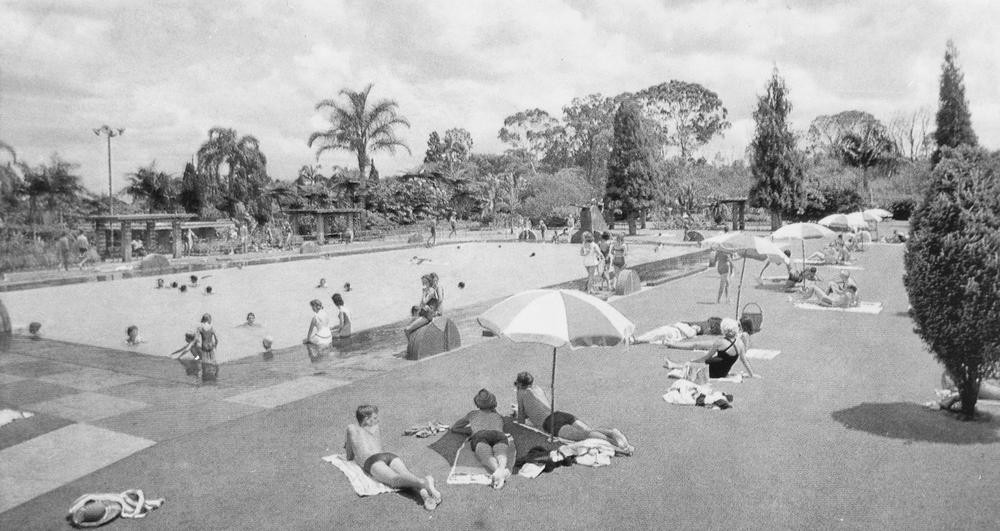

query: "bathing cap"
left=474, top=389, right=497, bottom=410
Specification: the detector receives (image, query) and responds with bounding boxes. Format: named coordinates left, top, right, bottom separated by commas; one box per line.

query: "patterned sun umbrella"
left=478, top=289, right=635, bottom=439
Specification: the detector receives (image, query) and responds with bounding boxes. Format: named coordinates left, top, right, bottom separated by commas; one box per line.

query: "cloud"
left=1, top=0, right=999, bottom=192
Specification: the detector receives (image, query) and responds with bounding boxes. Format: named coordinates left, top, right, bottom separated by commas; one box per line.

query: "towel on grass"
left=446, top=436, right=516, bottom=485
left=634, top=322, right=698, bottom=344
left=0, top=408, right=34, bottom=427
left=794, top=301, right=883, bottom=314
left=322, top=454, right=398, bottom=496
left=745, top=348, right=781, bottom=360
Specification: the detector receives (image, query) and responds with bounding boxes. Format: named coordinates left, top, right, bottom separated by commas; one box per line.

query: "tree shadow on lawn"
left=832, top=402, right=1000, bottom=445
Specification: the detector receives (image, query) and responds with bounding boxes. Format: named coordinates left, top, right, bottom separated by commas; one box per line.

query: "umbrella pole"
left=549, top=346, right=557, bottom=442
left=735, top=257, right=746, bottom=319
left=801, top=240, right=806, bottom=270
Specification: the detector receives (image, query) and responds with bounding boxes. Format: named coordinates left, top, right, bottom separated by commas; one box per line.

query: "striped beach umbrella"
left=478, top=289, right=635, bottom=439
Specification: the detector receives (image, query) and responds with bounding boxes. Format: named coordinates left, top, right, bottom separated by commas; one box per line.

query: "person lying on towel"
left=344, top=404, right=442, bottom=510
left=450, top=389, right=513, bottom=489
left=632, top=316, right=729, bottom=345
left=513, top=371, right=634, bottom=455
left=662, top=317, right=760, bottom=379
left=794, top=284, right=859, bottom=308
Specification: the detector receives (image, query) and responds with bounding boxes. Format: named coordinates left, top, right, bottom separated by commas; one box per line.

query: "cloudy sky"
left=2, top=0, right=998, bottom=194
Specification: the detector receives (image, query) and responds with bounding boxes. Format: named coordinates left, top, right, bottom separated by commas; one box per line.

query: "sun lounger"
left=793, top=301, right=883, bottom=314
left=322, top=454, right=398, bottom=496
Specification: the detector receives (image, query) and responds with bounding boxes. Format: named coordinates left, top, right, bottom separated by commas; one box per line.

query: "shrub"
left=519, top=169, right=597, bottom=223
left=903, top=146, right=1000, bottom=419
left=889, top=198, right=916, bottom=221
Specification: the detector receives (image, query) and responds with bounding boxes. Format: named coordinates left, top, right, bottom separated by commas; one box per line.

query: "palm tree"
left=196, top=127, right=269, bottom=216
left=0, top=141, right=23, bottom=213
left=308, top=84, right=411, bottom=189
left=22, top=155, right=85, bottom=232
left=126, top=162, right=176, bottom=213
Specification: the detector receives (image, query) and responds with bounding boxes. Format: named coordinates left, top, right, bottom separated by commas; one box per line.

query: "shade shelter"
left=718, top=198, right=748, bottom=231
left=282, top=208, right=365, bottom=245
left=87, top=213, right=196, bottom=261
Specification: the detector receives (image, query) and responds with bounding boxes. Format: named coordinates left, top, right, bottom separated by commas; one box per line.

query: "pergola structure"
left=87, top=213, right=196, bottom=261
left=719, top=198, right=748, bottom=231
left=283, top=208, right=365, bottom=245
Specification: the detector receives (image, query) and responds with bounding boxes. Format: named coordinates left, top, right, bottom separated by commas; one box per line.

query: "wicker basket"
left=741, top=302, right=763, bottom=333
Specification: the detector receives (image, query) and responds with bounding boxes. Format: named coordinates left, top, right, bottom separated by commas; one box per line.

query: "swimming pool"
left=3, top=241, right=691, bottom=362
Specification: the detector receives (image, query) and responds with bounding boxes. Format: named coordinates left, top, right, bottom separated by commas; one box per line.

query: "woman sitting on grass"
left=661, top=317, right=759, bottom=379
left=513, top=371, right=633, bottom=455
left=450, top=389, right=512, bottom=489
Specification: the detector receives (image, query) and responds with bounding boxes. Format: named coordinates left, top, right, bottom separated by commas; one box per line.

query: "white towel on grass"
left=794, top=301, right=883, bottom=314
left=745, top=348, right=781, bottom=360
left=322, top=454, right=398, bottom=496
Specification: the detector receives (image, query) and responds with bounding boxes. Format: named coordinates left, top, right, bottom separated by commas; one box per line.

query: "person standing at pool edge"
left=715, top=248, right=733, bottom=304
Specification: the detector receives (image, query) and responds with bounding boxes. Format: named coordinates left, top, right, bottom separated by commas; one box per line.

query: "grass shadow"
left=831, top=402, right=1000, bottom=445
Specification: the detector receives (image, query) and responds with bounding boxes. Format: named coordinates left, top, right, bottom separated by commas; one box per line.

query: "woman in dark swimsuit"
left=662, top=317, right=758, bottom=379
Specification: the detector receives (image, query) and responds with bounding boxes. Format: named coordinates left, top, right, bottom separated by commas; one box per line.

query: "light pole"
left=93, top=125, right=125, bottom=214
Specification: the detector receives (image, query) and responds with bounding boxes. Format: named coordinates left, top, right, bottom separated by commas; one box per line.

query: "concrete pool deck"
left=2, top=238, right=1000, bottom=529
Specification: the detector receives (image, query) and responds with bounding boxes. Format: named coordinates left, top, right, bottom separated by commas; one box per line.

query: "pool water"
left=3, top=241, right=689, bottom=362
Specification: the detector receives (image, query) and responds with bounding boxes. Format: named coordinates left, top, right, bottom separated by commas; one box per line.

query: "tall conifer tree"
left=932, top=40, right=977, bottom=165
left=748, top=68, right=803, bottom=230
left=606, top=100, right=659, bottom=235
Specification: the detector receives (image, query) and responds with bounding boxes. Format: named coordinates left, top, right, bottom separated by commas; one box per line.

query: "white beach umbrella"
left=864, top=208, right=893, bottom=220
left=478, top=289, right=635, bottom=439
left=862, top=208, right=892, bottom=239
left=701, top=232, right=786, bottom=317
left=771, top=222, right=837, bottom=266
left=818, top=213, right=868, bottom=232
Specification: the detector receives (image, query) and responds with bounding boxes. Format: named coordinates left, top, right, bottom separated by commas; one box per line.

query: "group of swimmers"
left=343, top=371, right=634, bottom=510
left=156, top=275, right=212, bottom=295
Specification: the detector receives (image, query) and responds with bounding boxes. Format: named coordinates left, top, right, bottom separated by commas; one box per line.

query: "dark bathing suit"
left=363, top=452, right=399, bottom=475
left=542, top=412, right=577, bottom=436
left=705, top=338, right=739, bottom=378
left=469, top=430, right=507, bottom=448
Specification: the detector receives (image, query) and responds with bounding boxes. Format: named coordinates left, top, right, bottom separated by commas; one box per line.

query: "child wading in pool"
left=197, top=313, right=219, bottom=381
left=169, top=332, right=203, bottom=377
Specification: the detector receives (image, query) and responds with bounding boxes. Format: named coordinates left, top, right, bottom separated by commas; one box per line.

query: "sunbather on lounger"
left=344, top=405, right=442, bottom=510
left=451, top=389, right=512, bottom=489
left=662, top=317, right=759, bottom=379
left=513, top=372, right=634, bottom=454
